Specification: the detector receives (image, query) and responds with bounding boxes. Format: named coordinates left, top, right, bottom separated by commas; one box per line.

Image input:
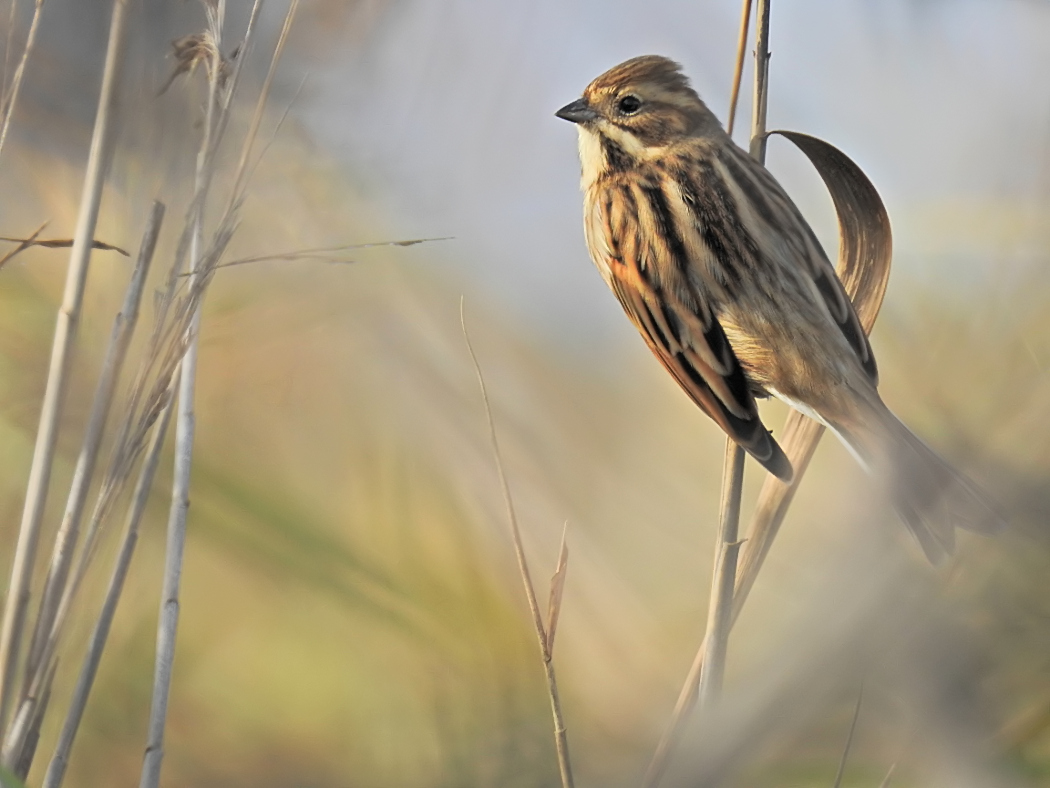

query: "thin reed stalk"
left=697, top=441, right=744, bottom=706
left=0, top=203, right=166, bottom=770
left=140, top=4, right=294, bottom=786
left=23, top=201, right=165, bottom=688
left=0, top=0, right=130, bottom=739
left=878, top=761, right=898, bottom=788
left=461, top=301, right=574, bottom=788
left=643, top=4, right=772, bottom=784
left=42, top=392, right=177, bottom=788
left=749, top=0, right=771, bottom=162
left=0, top=0, right=42, bottom=163
left=832, top=681, right=865, bottom=788
left=699, top=0, right=772, bottom=717
left=724, top=0, right=752, bottom=137
left=140, top=5, right=226, bottom=785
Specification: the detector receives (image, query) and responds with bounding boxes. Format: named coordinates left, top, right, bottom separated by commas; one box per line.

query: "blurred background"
left=0, top=0, right=1049, bottom=785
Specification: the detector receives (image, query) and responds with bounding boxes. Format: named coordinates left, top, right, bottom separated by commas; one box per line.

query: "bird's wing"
left=588, top=179, right=792, bottom=481
left=717, top=146, right=878, bottom=384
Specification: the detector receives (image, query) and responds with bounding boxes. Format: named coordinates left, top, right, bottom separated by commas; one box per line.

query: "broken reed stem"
left=43, top=392, right=177, bottom=788
left=139, top=5, right=224, bottom=785
left=460, top=300, right=574, bottom=788
left=643, top=4, right=772, bottom=785
left=0, top=0, right=42, bottom=164
left=23, top=201, right=165, bottom=690
left=0, top=0, right=130, bottom=739
left=0, top=203, right=166, bottom=771
left=724, top=0, right=752, bottom=137
left=697, top=441, right=744, bottom=706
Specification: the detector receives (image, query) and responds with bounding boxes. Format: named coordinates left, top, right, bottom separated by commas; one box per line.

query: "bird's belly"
left=718, top=301, right=859, bottom=408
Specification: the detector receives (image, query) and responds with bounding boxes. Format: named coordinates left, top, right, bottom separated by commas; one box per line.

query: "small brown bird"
left=556, top=55, right=999, bottom=563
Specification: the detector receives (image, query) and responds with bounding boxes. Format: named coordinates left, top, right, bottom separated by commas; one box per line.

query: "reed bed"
left=0, top=1, right=1042, bottom=787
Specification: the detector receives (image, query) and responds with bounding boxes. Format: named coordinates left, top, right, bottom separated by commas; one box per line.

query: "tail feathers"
left=834, top=403, right=1004, bottom=565
left=747, top=431, right=793, bottom=483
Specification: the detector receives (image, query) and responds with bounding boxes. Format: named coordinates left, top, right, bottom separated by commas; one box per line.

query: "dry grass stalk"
left=0, top=0, right=42, bottom=164
left=0, top=202, right=167, bottom=772
left=878, top=760, right=898, bottom=788
left=0, top=234, right=128, bottom=262
left=42, top=393, right=177, bottom=788
left=141, top=3, right=297, bottom=786
left=22, top=201, right=164, bottom=692
left=642, top=4, right=770, bottom=779
left=748, top=0, right=771, bottom=161
left=697, top=0, right=771, bottom=719
left=140, top=2, right=230, bottom=783
left=460, top=300, right=574, bottom=788
left=697, top=441, right=744, bottom=708
left=0, top=0, right=130, bottom=739
left=0, top=221, right=46, bottom=269
left=28, top=203, right=241, bottom=741
left=832, top=681, right=865, bottom=788
left=724, top=0, right=752, bottom=137
left=213, top=236, right=451, bottom=269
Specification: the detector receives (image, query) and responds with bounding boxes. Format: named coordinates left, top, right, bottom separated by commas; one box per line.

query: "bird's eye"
left=617, top=95, right=642, bottom=115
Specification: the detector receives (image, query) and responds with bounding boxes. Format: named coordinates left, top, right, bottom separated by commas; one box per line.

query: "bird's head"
left=556, top=55, right=721, bottom=178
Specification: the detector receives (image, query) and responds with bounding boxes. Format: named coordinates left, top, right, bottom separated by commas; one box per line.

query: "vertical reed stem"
left=0, top=203, right=166, bottom=771
left=0, top=0, right=43, bottom=164
left=725, top=0, right=752, bottom=137
left=461, top=302, right=574, bottom=788
left=24, top=201, right=165, bottom=688
left=749, top=0, right=772, bottom=163
left=0, top=0, right=129, bottom=739
left=697, top=441, right=744, bottom=706
left=140, top=7, right=225, bottom=786
left=43, top=393, right=177, bottom=788
left=699, top=0, right=771, bottom=713
left=643, top=3, right=773, bottom=783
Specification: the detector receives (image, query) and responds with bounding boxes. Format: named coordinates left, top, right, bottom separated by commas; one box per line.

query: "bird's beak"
left=555, top=98, right=598, bottom=124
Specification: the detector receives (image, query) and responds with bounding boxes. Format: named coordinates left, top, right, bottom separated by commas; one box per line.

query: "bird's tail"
left=830, top=398, right=1003, bottom=565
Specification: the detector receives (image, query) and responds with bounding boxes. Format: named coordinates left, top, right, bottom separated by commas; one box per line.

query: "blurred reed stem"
left=831, top=681, right=865, bottom=788
left=749, top=0, right=772, bottom=162
left=461, top=301, right=574, bottom=788
left=0, top=0, right=42, bottom=164
left=140, top=5, right=226, bottom=786
left=23, top=200, right=165, bottom=696
left=0, top=202, right=167, bottom=774
left=43, top=391, right=177, bottom=788
left=0, top=0, right=129, bottom=742
left=140, top=3, right=287, bottom=785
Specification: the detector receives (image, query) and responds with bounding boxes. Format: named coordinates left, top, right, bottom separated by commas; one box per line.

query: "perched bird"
left=556, top=55, right=999, bottom=563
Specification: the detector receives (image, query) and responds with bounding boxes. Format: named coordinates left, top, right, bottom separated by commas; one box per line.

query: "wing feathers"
left=719, top=145, right=878, bottom=383
left=595, top=178, right=792, bottom=481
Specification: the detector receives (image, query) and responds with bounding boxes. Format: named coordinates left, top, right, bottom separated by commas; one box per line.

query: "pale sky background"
left=9, top=0, right=1050, bottom=351
left=301, top=0, right=1050, bottom=349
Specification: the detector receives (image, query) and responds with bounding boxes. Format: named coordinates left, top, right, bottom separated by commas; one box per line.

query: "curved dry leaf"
left=772, top=131, right=892, bottom=329
left=734, top=130, right=893, bottom=619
